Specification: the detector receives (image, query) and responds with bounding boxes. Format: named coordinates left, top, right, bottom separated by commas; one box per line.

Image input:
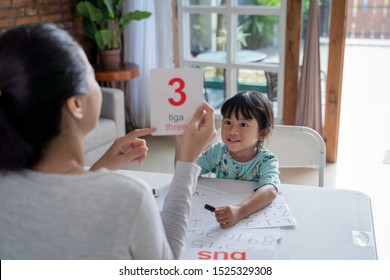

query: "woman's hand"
left=90, top=128, right=155, bottom=171
left=175, top=102, right=217, bottom=163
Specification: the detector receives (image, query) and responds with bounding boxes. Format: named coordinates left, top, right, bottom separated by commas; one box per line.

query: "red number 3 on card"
left=168, top=77, right=186, bottom=106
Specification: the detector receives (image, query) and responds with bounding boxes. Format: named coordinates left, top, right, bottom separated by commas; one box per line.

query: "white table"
left=121, top=170, right=377, bottom=260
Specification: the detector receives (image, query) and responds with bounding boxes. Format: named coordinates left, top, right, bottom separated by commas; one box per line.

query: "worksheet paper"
left=183, top=185, right=294, bottom=259
left=186, top=227, right=284, bottom=252
left=188, top=185, right=297, bottom=230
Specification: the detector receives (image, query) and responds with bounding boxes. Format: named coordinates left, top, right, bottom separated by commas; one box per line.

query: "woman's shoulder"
left=67, top=170, right=155, bottom=208
left=2, top=168, right=151, bottom=197
left=0, top=169, right=153, bottom=211
left=89, top=169, right=151, bottom=194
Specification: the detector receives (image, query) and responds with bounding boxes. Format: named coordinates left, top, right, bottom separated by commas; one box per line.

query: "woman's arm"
left=162, top=102, right=217, bottom=258
left=129, top=162, right=201, bottom=259
left=160, top=161, right=201, bottom=258
left=127, top=103, right=217, bottom=259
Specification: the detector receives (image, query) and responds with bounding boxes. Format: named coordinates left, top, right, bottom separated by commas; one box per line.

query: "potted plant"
left=216, top=24, right=250, bottom=50
left=75, top=0, right=151, bottom=68
left=240, top=0, right=280, bottom=49
left=190, top=17, right=207, bottom=57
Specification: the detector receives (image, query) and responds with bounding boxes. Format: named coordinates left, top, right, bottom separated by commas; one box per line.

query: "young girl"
left=197, top=91, right=279, bottom=228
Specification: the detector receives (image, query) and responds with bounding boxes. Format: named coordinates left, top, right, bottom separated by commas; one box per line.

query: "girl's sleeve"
left=256, top=151, right=280, bottom=191
left=196, top=142, right=220, bottom=175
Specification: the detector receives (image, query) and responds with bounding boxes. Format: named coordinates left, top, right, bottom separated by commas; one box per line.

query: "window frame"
left=177, top=0, right=287, bottom=123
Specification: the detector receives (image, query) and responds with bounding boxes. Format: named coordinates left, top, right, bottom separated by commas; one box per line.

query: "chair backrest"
left=263, top=125, right=326, bottom=187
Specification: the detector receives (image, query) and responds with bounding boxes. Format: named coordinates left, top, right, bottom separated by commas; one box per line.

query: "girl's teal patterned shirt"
left=197, top=141, right=280, bottom=190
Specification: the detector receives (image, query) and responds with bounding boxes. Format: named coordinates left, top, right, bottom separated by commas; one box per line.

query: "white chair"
left=263, top=125, right=326, bottom=187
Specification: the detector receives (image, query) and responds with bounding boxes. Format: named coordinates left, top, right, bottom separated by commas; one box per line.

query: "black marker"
left=204, top=204, right=215, bottom=212
left=152, top=189, right=160, bottom=198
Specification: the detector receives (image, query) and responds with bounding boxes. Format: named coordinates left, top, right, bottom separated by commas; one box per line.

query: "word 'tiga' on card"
left=150, top=68, right=204, bottom=135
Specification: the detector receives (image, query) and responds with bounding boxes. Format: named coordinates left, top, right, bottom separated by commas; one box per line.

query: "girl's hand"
left=90, top=128, right=155, bottom=171
left=214, top=205, right=242, bottom=229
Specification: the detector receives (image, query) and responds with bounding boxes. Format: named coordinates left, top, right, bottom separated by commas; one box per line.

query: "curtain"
left=295, top=0, right=323, bottom=135
left=123, top=0, right=174, bottom=128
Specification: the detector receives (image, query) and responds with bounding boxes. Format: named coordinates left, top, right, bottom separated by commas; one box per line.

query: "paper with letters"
left=183, top=185, right=293, bottom=259
left=187, top=227, right=283, bottom=252
left=150, top=68, right=204, bottom=135
left=188, top=185, right=297, bottom=230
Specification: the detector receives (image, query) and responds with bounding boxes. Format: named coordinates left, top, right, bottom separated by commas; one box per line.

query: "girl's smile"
left=226, top=138, right=240, bottom=143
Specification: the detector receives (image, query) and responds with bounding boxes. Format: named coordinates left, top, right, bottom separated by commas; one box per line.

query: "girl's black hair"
left=221, top=91, right=274, bottom=133
left=0, top=23, right=88, bottom=170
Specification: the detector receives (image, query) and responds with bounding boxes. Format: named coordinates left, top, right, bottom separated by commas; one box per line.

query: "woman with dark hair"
left=196, top=91, right=279, bottom=228
left=0, top=23, right=217, bottom=259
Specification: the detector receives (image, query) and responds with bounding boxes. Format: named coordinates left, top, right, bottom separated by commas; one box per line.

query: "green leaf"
left=102, top=0, right=115, bottom=19
left=76, top=2, right=103, bottom=22
left=94, top=29, right=111, bottom=50
left=81, top=18, right=98, bottom=39
left=119, top=10, right=152, bottom=30
left=115, top=0, right=126, bottom=15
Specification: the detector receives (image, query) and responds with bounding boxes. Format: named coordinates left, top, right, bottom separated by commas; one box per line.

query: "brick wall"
left=0, top=0, right=95, bottom=61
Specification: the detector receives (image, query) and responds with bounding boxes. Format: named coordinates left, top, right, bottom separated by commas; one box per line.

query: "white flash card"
left=150, top=68, right=204, bottom=135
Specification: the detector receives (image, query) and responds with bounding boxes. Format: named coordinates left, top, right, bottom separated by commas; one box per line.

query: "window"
left=177, top=0, right=286, bottom=123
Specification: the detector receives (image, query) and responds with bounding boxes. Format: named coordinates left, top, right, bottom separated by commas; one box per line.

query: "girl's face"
left=221, top=111, right=262, bottom=162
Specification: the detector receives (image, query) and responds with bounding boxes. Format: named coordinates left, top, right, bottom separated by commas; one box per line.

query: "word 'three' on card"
left=150, top=68, right=204, bottom=135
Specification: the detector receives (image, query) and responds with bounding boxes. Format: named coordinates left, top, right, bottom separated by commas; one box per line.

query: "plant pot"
left=98, top=49, right=121, bottom=69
